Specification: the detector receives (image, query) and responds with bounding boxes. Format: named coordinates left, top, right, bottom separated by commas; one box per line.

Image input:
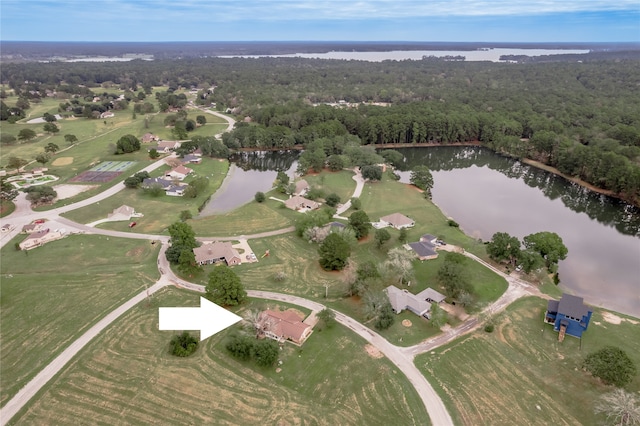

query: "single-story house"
left=181, top=154, right=202, bottom=165
left=385, top=285, right=431, bottom=318
left=142, top=177, right=173, bottom=190
left=544, top=293, right=593, bottom=341
left=107, top=205, right=143, bottom=221
left=141, top=133, right=159, bottom=143
left=380, top=213, right=415, bottom=230
left=165, top=165, right=193, bottom=181
left=21, top=223, right=45, bottom=234
left=418, top=287, right=447, bottom=304
left=408, top=234, right=439, bottom=260
left=258, top=309, right=313, bottom=345
left=154, top=141, right=181, bottom=153
left=20, top=229, right=64, bottom=250
left=166, top=185, right=186, bottom=197
left=284, top=195, right=320, bottom=212
left=385, top=286, right=446, bottom=319
left=294, top=179, right=309, bottom=196
left=193, top=242, right=242, bottom=266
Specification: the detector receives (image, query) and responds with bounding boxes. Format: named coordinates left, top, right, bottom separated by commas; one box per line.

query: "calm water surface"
left=396, top=147, right=640, bottom=318
left=223, top=48, right=589, bottom=62
left=198, top=151, right=297, bottom=215
left=201, top=147, right=639, bottom=317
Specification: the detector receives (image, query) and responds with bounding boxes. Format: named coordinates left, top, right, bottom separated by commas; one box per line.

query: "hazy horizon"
left=1, top=1, right=638, bottom=43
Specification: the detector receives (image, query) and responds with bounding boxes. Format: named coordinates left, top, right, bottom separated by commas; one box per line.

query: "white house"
left=165, top=165, right=193, bottom=181
left=380, top=213, right=415, bottom=230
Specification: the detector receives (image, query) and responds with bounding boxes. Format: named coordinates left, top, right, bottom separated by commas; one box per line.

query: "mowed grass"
left=13, top=288, right=429, bottom=425
left=0, top=235, right=160, bottom=407
left=304, top=169, right=357, bottom=203
left=62, top=159, right=230, bottom=234
left=415, top=297, right=640, bottom=426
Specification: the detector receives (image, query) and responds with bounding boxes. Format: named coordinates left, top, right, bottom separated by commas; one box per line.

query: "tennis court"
left=70, top=161, right=137, bottom=183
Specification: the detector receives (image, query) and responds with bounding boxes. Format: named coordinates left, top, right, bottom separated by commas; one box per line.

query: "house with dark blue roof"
left=544, top=293, right=593, bottom=341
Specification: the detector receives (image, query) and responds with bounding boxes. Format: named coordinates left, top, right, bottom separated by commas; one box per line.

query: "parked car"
left=34, top=219, right=45, bottom=224
left=129, top=222, right=137, bottom=228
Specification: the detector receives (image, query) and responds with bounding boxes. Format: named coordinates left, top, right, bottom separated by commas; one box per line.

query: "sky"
left=1, top=0, right=639, bottom=42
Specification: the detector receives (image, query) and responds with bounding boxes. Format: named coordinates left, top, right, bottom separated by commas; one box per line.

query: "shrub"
left=169, top=332, right=198, bottom=357
left=255, top=191, right=266, bottom=203
left=448, top=219, right=459, bottom=227
left=484, top=324, right=495, bottom=333
left=583, top=346, right=637, bottom=387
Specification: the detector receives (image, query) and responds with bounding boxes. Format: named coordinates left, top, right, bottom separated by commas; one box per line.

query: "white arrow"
left=159, top=297, right=242, bottom=341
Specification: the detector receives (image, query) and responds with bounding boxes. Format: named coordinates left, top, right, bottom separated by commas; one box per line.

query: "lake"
left=395, top=147, right=640, bottom=318
left=221, top=48, right=589, bottom=62
left=201, top=147, right=639, bottom=317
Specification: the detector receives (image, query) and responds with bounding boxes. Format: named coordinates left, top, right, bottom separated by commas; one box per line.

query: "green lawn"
left=0, top=235, right=160, bottom=407
left=304, top=170, right=357, bottom=204
left=12, top=288, right=429, bottom=425
left=415, top=296, right=640, bottom=426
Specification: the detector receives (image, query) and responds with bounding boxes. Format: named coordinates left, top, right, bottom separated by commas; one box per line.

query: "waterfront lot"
left=416, top=297, right=640, bottom=425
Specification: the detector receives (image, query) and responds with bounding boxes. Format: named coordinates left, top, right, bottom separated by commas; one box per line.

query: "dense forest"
left=1, top=55, right=639, bottom=204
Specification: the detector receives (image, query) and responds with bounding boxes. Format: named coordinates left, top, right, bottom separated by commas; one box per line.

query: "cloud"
left=4, top=0, right=639, bottom=22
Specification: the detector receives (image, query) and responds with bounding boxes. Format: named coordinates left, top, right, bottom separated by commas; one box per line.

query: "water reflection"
left=398, top=147, right=640, bottom=236
left=396, top=146, right=640, bottom=317
left=198, top=151, right=298, bottom=216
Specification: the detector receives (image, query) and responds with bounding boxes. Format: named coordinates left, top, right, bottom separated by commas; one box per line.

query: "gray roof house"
left=284, top=195, right=320, bottom=212
left=385, top=286, right=447, bottom=319
left=408, top=234, right=439, bottom=260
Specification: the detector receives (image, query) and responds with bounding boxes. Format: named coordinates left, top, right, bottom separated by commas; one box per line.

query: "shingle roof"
left=558, top=294, right=591, bottom=319
left=385, top=286, right=431, bottom=316
left=409, top=241, right=438, bottom=258
left=193, top=241, right=240, bottom=265
left=260, top=309, right=311, bottom=343
left=380, top=213, right=414, bottom=228
left=416, top=288, right=446, bottom=303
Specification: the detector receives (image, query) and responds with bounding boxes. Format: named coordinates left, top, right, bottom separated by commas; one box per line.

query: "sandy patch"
left=601, top=312, right=639, bottom=325
left=364, top=344, right=384, bottom=359
left=52, top=157, right=74, bottom=166
left=53, top=184, right=98, bottom=200
left=601, top=312, right=623, bottom=324
left=402, top=319, right=412, bottom=327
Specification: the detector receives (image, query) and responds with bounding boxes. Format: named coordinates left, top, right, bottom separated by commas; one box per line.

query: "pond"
left=198, top=151, right=298, bottom=216
left=199, top=146, right=639, bottom=317
left=395, top=147, right=640, bottom=318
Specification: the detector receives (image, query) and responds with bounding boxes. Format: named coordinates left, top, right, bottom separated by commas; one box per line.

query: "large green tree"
left=348, top=210, right=371, bottom=239
left=206, top=265, right=247, bottom=306
left=115, top=134, right=141, bottom=154
left=410, top=165, right=434, bottom=198
left=487, top=232, right=521, bottom=267
left=437, top=252, right=473, bottom=300
left=17, top=129, right=36, bottom=141
left=318, top=232, right=351, bottom=271
left=523, top=231, right=568, bottom=272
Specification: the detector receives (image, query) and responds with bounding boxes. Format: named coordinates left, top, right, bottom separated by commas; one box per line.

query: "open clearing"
left=51, top=157, right=74, bottom=166
left=0, top=235, right=160, bottom=407
left=53, top=184, right=98, bottom=200
left=13, top=288, right=428, bottom=425
left=415, top=297, right=640, bottom=425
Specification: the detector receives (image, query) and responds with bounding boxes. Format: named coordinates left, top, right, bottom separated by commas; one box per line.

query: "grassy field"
left=12, top=288, right=429, bottom=425
left=62, top=159, right=230, bottom=234
left=304, top=169, right=358, bottom=204
left=415, top=296, right=640, bottom=426
left=0, top=234, right=160, bottom=407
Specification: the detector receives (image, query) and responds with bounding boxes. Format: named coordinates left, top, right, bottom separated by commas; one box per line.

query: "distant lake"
left=220, top=48, right=589, bottom=62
